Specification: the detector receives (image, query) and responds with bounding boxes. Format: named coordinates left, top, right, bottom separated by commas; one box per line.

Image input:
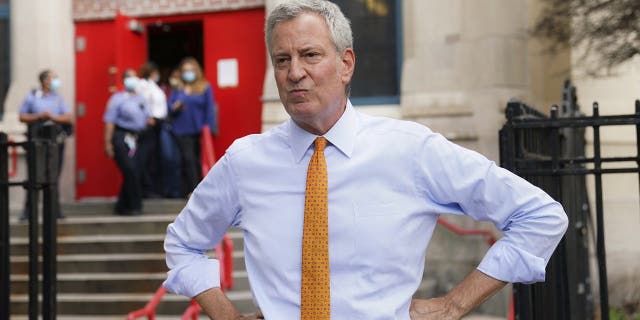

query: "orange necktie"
left=301, top=137, right=330, bottom=319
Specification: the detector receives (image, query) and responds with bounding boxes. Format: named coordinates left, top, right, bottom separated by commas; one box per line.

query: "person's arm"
left=51, top=95, right=74, bottom=125
left=19, top=112, right=47, bottom=124
left=410, top=270, right=506, bottom=320
left=50, top=112, right=73, bottom=125
left=164, top=155, right=243, bottom=317
left=413, top=130, right=568, bottom=316
left=104, top=122, right=115, bottom=158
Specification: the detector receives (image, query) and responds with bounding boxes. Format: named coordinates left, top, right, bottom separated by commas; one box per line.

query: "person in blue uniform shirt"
left=103, top=69, right=153, bottom=216
left=18, top=69, right=73, bottom=220
left=163, top=1, right=569, bottom=319
left=167, top=57, right=217, bottom=197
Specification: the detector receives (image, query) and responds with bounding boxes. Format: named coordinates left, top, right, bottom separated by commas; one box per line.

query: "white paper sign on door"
left=217, top=58, right=239, bottom=88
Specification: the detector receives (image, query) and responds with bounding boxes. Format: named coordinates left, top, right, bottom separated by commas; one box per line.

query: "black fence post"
left=0, top=132, right=10, bottom=320
left=26, top=132, right=40, bottom=320
left=635, top=100, right=640, bottom=222
left=592, top=102, right=609, bottom=320
left=41, top=126, right=58, bottom=320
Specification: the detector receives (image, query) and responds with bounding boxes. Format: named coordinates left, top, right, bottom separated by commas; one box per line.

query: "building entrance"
left=74, top=9, right=266, bottom=200
left=147, top=20, right=203, bottom=82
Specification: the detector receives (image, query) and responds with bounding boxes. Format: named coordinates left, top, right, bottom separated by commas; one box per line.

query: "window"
left=330, top=0, right=401, bottom=105
left=0, top=3, right=9, bottom=120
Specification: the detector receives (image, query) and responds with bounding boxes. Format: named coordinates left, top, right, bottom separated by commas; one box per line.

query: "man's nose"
left=288, top=57, right=306, bottom=82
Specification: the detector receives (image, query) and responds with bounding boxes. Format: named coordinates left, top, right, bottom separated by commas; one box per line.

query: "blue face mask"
left=124, top=76, right=139, bottom=91
left=182, top=71, right=196, bottom=83
left=50, top=78, right=61, bottom=92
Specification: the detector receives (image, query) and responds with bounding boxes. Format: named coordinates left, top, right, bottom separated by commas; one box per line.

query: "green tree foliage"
left=533, top=0, right=640, bottom=74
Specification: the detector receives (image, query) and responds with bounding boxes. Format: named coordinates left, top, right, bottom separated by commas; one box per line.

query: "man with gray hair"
left=163, top=1, right=568, bottom=319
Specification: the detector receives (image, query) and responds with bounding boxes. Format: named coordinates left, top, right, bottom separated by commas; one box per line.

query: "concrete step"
left=11, top=253, right=169, bottom=274
left=60, top=199, right=187, bottom=216
left=11, top=248, right=246, bottom=273
left=10, top=234, right=166, bottom=255
left=10, top=229, right=243, bottom=256
left=10, top=270, right=252, bottom=294
left=9, top=214, right=177, bottom=237
left=10, top=291, right=257, bottom=315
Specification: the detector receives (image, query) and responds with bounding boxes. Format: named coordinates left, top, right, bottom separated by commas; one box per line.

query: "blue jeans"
left=160, top=126, right=181, bottom=198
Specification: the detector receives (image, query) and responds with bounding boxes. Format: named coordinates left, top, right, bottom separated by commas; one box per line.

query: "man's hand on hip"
left=410, top=269, right=507, bottom=320
left=409, top=297, right=463, bottom=320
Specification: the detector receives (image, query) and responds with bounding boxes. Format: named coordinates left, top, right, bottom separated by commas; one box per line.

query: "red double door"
left=74, top=9, right=266, bottom=199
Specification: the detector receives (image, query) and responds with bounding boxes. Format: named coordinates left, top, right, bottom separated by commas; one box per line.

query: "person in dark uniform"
left=103, top=69, right=153, bottom=215
left=18, top=69, right=73, bottom=220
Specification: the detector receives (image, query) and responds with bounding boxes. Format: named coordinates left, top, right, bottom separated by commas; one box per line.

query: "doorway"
left=147, top=20, right=203, bottom=83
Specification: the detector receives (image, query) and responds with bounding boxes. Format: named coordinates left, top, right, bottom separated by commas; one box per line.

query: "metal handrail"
left=7, top=139, right=17, bottom=178
left=436, top=217, right=497, bottom=246
left=436, top=217, right=514, bottom=320
left=127, top=125, right=232, bottom=319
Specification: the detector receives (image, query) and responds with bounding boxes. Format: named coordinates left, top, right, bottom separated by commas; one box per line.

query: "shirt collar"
left=289, top=100, right=358, bottom=163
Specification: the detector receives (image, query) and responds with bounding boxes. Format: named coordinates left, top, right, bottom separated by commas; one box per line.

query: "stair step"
left=61, top=199, right=188, bottom=216
left=10, top=250, right=247, bottom=273
left=10, top=271, right=252, bottom=294
left=10, top=291, right=257, bottom=315
left=9, top=214, right=177, bottom=237
left=10, top=234, right=166, bottom=255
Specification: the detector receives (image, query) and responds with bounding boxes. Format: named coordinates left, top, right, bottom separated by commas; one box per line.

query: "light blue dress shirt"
left=19, top=90, right=70, bottom=116
left=102, top=91, right=150, bottom=131
left=164, top=101, right=568, bottom=319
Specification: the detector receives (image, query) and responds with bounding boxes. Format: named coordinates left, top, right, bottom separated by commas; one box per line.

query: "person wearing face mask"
left=167, top=57, right=218, bottom=196
left=103, top=69, right=154, bottom=215
left=18, top=69, right=73, bottom=221
left=135, top=62, right=167, bottom=198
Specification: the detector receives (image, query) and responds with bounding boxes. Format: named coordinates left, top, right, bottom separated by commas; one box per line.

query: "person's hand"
left=39, top=111, right=52, bottom=120
left=171, top=100, right=184, bottom=111
left=147, top=118, right=156, bottom=126
left=104, top=143, right=114, bottom=158
left=409, top=298, right=462, bottom=320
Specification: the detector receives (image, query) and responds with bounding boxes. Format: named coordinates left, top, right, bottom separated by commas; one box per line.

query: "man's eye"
left=275, top=57, right=290, bottom=65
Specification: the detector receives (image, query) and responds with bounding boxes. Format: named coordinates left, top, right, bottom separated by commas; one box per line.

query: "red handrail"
left=127, top=125, right=233, bottom=319
left=200, top=125, right=216, bottom=175
left=126, top=286, right=167, bottom=320
left=8, top=138, right=17, bottom=178
left=436, top=217, right=497, bottom=246
left=126, top=239, right=233, bottom=320
left=437, top=217, right=513, bottom=320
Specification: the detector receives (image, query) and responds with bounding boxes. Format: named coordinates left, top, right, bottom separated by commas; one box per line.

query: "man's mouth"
left=289, top=89, right=308, bottom=97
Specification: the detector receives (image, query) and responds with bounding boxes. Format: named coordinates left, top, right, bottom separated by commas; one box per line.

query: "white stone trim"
left=73, top=0, right=265, bottom=21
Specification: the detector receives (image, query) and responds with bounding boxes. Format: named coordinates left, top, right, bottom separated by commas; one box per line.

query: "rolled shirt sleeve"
left=416, top=132, right=569, bottom=284
left=163, top=154, right=241, bottom=297
left=19, top=94, right=34, bottom=114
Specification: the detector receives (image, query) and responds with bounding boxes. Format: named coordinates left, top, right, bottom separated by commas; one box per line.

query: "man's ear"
left=340, top=48, right=355, bottom=85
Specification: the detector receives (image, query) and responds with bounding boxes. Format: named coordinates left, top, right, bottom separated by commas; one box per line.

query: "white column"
left=1, top=0, right=75, bottom=206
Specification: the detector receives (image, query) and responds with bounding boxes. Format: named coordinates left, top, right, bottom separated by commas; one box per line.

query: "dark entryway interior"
left=147, top=20, right=204, bottom=83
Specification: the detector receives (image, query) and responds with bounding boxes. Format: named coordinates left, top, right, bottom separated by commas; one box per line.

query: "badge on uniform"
left=124, top=133, right=137, bottom=157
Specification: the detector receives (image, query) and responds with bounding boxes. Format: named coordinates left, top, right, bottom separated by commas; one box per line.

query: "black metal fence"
left=1, top=126, right=60, bottom=320
left=500, top=80, right=640, bottom=320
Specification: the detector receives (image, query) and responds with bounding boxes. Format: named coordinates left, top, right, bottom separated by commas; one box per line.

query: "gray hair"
left=265, top=0, right=353, bottom=56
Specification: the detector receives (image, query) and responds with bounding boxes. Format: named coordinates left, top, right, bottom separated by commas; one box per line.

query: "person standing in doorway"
left=168, top=57, right=218, bottom=196
left=18, top=69, right=73, bottom=220
left=103, top=69, right=153, bottom=216
left=136, top=62, right=167, bottom=198
left=159, top=67, right=183, bottom=198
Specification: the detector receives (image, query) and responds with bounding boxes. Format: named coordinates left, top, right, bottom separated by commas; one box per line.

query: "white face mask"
left=124, top=76, right=139, bottom=91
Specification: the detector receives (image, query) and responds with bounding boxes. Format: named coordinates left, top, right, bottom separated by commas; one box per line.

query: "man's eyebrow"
left=299, top=45, right=322, bottom=52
